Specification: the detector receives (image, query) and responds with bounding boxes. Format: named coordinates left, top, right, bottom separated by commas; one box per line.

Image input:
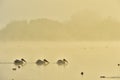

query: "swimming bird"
left=14, top=58, right=27, bottom=68
left=12, top=68, right=17, bottom=71
left=36, top=59, right=49, bottom=66
left=56, top=59, right=68, bottom=66
left=81, top=72, right=84, bottom=76
left=100, top=76, right=106, bottom=78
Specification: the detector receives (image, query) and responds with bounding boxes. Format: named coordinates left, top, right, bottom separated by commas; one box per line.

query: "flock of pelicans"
left=12, top=59, right=120, bottom=79
left=7, top=58, right=85, bottom=80
left=12, top=58, right=68, bottom=70
left=2, top=58, right=120, bottom=79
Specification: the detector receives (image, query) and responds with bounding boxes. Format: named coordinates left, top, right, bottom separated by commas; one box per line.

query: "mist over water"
left=0, top=41, right=120, bottom=80
left=1, top=0, right=120, bottom=80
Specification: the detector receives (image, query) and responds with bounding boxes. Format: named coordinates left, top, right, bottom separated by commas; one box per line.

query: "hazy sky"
left=0, top=0, right=120, bottom=27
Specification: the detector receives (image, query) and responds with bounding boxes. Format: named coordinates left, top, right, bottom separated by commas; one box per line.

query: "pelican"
left=0, top=58, right=27, bottom=71
left=56, top=59, right=68, bottom=66
left=14, top=58, right=27, bottom=68
left=36, top=59, right=49, bottom=66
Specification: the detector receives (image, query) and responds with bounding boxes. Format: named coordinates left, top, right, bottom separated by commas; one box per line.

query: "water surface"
left=0, top=41, right=120, bottom=80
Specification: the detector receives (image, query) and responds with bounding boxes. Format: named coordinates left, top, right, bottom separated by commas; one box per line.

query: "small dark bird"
left=81, top=72, right=84, bottom=76
left=12, top=68, right=16, bottom=71
left=100, top=76, right=106, bottom=78
left=18, top=66, right=21, bottom=68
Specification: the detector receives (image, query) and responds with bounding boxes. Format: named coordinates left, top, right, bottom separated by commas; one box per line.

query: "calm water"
left=0, top=41, right=120, bottom=80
